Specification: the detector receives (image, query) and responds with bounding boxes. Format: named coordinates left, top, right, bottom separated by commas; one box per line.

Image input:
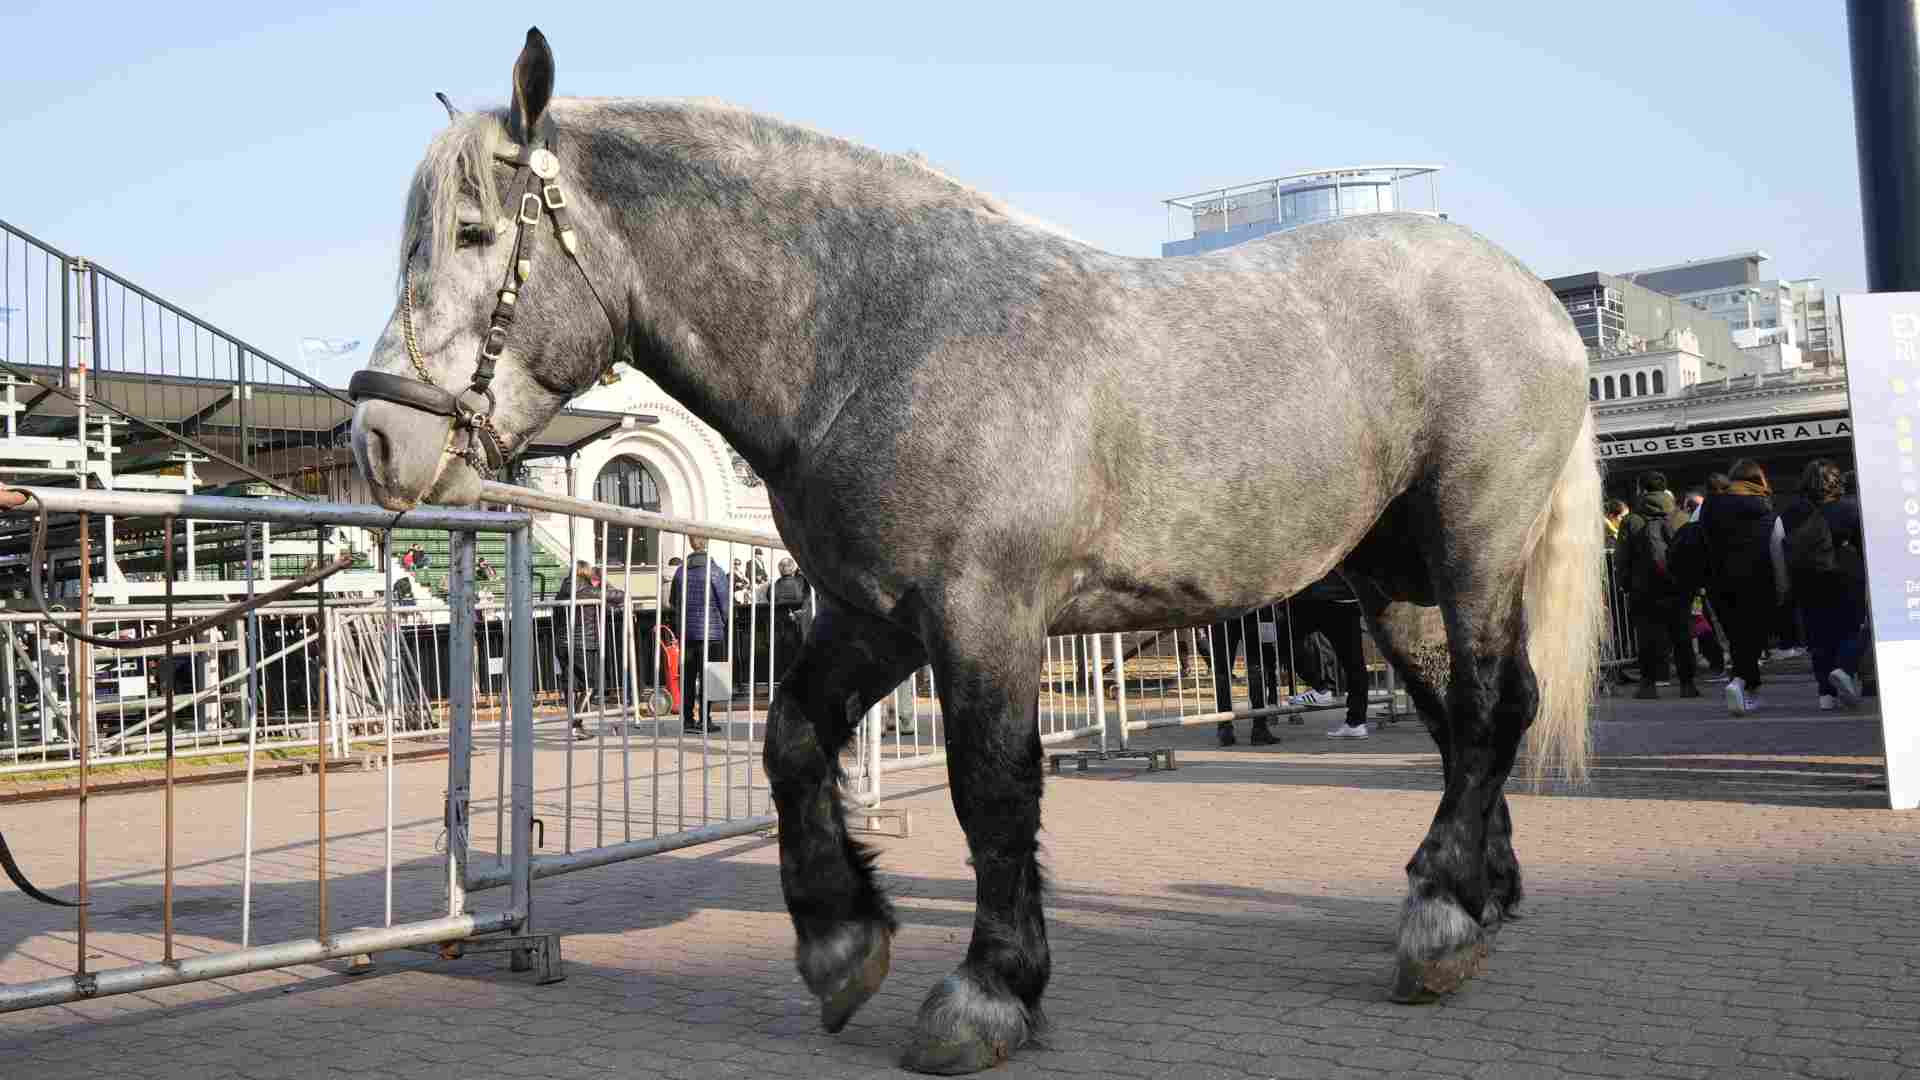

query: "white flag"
left=299, top=337, right=360, bottom=357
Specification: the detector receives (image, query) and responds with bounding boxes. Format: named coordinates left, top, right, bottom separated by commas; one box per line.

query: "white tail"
left=1521, top=410, right=1605, bottom=783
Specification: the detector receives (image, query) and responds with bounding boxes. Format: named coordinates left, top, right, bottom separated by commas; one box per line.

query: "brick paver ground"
left=1, top=660, right=1914, bottom=1079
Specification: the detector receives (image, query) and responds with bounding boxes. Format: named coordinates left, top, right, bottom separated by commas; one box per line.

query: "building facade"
left=1160, top=165, right=1443, bottom=257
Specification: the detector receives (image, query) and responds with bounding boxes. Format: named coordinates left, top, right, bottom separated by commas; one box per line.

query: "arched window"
left=1635, top=371, right=1649, bottom=396
left=1651, top=369, right=1665, bottom=394
left=1604, top=376, right=1616, bottom=400
left=592, top=455, right=663, bottom=566
left=1589, top=378, right=1599, bottom=401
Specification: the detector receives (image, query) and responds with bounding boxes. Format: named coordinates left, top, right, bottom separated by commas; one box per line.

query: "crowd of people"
left=1608, top=459, right=1868, bottom=715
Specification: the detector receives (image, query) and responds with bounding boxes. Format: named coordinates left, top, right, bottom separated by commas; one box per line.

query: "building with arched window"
left=504, top=371, right=781, bottom=574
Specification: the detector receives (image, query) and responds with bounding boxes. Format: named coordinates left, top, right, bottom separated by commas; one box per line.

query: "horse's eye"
left=454, top=222, right=493, bottom=249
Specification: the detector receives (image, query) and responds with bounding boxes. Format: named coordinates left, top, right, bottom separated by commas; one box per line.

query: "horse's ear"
left=435, top=92, right=460, bottom=123
left=509, top=27, right=555, bottom=142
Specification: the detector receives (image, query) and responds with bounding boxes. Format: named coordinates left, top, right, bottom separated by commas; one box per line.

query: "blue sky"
left=1, top=0, right=1865, bottom=385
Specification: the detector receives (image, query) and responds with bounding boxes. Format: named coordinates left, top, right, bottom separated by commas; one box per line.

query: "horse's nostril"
left=364, top=428, right=392, bottom=482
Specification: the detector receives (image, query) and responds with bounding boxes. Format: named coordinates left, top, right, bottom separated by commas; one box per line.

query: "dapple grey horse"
left=349, top=29, right=1604, bottom=1074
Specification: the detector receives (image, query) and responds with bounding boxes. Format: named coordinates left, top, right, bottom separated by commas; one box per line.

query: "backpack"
left=1666, top=520, right=1711, bottom=594
left=1785, top=505, right=1839, bottom=576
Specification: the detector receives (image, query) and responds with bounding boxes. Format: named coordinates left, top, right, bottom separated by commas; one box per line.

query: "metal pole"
left=446, top=531, right=474, bottom=917
left=1111, top=632, right=1129, bottom=750
left=163, top=518, right=177, bottom=962
left=314, top=531, right=329, bottom=946
left=1089, top=634, right=1107, bottom=753
left=508, top=527, right=535, bottom=931
left=72, top=270, right=92, bottom=975
left=1849, top=0, right=1920, bottom=292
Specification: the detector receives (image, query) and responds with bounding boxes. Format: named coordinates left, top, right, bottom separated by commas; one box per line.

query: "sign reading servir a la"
left=1839, top=292, right=1920, bottom=810
left=1599, top=418, right=1853, bottom=460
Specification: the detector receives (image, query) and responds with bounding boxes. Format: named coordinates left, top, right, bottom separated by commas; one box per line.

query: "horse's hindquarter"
left=1053, top=216, right=1587, bottom=631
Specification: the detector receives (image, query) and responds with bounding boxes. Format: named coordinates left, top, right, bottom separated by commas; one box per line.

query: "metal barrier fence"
left=0, top=485, right=546, bottom=1013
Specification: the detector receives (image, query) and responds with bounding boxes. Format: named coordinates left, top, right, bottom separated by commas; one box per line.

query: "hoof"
left=1249, top=724, right=1279, bottom=746
left=1389, top=939, right=1489, bottom=1003
left=797, top=922, right=893, bottom=1033
left=901, top=972, right=1034, bottom=1075
left=1216, top=723, right=1236, bottom=747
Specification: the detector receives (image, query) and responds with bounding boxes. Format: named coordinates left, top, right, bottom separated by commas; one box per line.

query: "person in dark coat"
left=668, top=538, right=731, bottom=734
left=1614, top=474, right=1697, bottom=699
left=1776, top=459, right=1868, bottom=710
left=1699, top=459, right=1787, bottom=715
left=770, top=558, right=813, bottom=672
left=566, top=568, right=624, bottom=736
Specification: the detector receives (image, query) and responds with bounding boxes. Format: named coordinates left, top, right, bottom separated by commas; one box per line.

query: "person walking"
left=669, top=538, right=731, bottom=734
left=1776, top=459, right=1868, bottom=710
left=566, top=567, right=622, bottom=737
left=1700, top=459, right=1786, bottom=715
left=1614, top=473, right=1697, bottom=699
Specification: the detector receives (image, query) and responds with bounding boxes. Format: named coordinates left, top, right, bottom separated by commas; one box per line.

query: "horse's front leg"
left=763, top=602, right=924, bottom=1033
left=901, top=619, right=1050, bottom=1075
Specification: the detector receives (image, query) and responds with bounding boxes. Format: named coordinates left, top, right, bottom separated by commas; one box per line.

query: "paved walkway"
left=2, top=662, right=1914, bottom=1079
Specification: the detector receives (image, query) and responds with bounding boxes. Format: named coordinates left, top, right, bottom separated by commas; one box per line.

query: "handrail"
left=478, top=479, right=785, bottom=548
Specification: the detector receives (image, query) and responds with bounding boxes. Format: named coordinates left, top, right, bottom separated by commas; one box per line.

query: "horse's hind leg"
left=901, top=614, right=1049, bottom=1075
left=1392, top=585, right=1533, bottom=1004
left=763, top=600, right=925, bottom=1033
left=1353, top=584, right=1525, bottom=928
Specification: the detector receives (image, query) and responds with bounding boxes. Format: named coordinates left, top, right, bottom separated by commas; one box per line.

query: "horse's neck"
left=606, top=150, right=1007, bottom=488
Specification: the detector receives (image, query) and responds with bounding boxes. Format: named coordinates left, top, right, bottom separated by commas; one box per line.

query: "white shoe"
left=1830, top=670, right=1862, bottom=709
left=1291, top=689, right=1337, bottom=707
left=1819, top=695, right=1837, bottom=712
left=1725, top=678, right=1748, bottom=717
left=1325, top=724, right=1370, bottom=739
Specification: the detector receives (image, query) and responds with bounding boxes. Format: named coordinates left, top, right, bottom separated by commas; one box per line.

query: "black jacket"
left=1779, top=495, right=1866, bottom=595
left=1701, top=492, right=1777, bottom=591
left=568, top=581, right=624, bottom=652
left=1615, top=492, right=1686, bottom=604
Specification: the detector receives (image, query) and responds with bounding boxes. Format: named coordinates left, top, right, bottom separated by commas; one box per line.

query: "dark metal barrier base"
left=1048, top=747, right=1177, bottom=774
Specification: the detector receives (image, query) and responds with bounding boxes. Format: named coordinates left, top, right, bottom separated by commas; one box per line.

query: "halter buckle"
left=518, top=192, right=542, bottom=226
left=542, top=183, right=567, bottom=210
left=481, top=325, right=510, bottom=361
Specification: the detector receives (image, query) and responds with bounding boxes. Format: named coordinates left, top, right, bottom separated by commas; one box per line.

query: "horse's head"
left=352, top=28, right=623, bottom=509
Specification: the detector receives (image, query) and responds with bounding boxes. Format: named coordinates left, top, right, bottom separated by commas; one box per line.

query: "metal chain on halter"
left=401, top=264, right=504, bottom=480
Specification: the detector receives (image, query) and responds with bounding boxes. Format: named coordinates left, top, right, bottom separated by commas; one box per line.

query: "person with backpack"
left=1775, top=459, right=1867, bottom=710
left=1614, top=472, right=1698, bottom=699
left=1700, top=459, right=1787, bottom=715
left=668, top=538, right=731, bottom=734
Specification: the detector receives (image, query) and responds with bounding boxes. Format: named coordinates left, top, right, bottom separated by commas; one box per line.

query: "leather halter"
left=349, top=117, right=622, bottom=479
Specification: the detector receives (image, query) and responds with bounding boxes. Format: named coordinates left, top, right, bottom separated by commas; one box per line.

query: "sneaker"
left=1830, top=670, right=1862, bottom=709
left=571, top=721, right=592, bottom=740
left=1819, top=694, right=1837, bottom=711
left=1325, top=724, right=1370, bottom=739
left=1291, top=689, right=1338, bottom=707
left=1725, top=678, right=1748, bottom=717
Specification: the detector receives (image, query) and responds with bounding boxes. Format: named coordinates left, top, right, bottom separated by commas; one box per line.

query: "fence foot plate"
left=1048, top=748, right=1176, bottom=775
left=848, top=808, right=912, bottom=839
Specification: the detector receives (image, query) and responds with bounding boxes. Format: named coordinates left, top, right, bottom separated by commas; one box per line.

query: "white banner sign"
left=1839, top=292, right=1920, bottom=810
left=1598, top=418, right=1853, bottom=460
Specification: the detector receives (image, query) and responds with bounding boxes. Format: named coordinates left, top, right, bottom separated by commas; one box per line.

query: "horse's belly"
left=1047, top=582, right=1305, bottom=636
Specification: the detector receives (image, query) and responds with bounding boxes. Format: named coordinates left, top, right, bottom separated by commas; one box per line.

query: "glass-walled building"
left=1161, top=165, right=1443, bottom=257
